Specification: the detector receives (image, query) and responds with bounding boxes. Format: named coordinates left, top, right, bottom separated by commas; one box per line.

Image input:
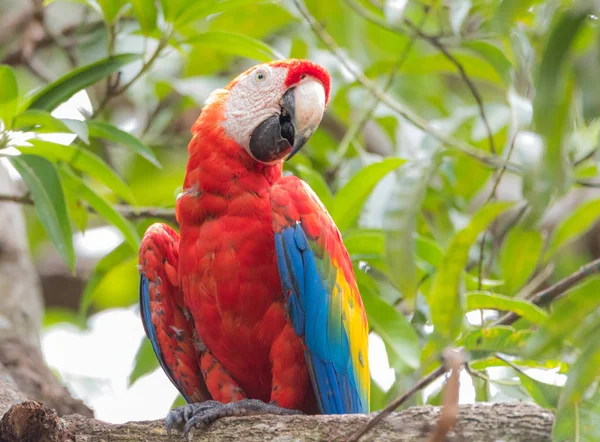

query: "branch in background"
left=0, top=6, right=34, bottom=46
left=1, top=20, right=105, bottom=66
left=0, top=193, right=176, bottom=223
left=496, top=256, right=600, bottom=326
left=292, top=0, right=517, bottom=174
left=344, top=0, right=497, bottom=155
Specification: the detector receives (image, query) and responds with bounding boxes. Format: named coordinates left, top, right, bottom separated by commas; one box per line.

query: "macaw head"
left=204, top=59, right=330, bottom=164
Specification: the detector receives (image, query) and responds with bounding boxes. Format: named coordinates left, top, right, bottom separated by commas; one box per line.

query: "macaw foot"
left=166, top=399, right=302, bottom=440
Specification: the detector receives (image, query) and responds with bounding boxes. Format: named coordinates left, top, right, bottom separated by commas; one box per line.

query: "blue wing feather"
left=275, top=224, right=367, bottom=414
left=139, top=273, right=192, bottom=402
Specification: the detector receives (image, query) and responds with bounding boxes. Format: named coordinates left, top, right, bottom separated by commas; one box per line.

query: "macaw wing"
left=271, top=176, right=370, bottom=414
left=139, top=223, right=210, bottom=403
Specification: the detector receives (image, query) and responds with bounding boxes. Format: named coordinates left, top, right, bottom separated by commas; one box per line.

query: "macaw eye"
left=254, top=70, right=268, bottom=82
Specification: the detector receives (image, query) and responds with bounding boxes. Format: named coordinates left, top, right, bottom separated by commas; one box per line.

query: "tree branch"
left=496, top=256, right=600, bottom=326
left=0, top=193, right=176, bottom=223
left=0, top=400, right=554, bottom=442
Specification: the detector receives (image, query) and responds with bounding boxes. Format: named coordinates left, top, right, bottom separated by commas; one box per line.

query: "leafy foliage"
left=2, top=0, right=600, bottom=438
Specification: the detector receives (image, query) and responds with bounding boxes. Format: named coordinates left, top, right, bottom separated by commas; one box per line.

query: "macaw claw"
left=165, top=399, right=301, bottom=440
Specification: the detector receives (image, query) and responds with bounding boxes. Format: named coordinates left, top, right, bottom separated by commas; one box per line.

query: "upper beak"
left=281, top=78, right=326, bottom=160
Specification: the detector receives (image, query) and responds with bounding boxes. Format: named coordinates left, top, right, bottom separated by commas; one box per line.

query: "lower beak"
left=248, top=79, right=325, bottom=164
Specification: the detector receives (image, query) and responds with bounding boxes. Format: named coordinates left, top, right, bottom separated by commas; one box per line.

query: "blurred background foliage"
left=2, top=0, right=600, bottom=440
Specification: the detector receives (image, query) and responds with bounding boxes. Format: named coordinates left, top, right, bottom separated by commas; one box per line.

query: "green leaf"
left=170, top=394, right=187, bottom=410
left=14, top=109, right=73, bottom=131
left=369, top=379, right=387, bottom=412
left=98, top=0, right=125, bottom=24
left=62, top=177, right=89, bottom=232
left=494, top=0, right=543, bottom=31
left=87, top=121, right=160, bottom=167
left=13, top=110, right=89, bottom=144
left=546, top=198, right=600, bottom=259
left=465, top=274, right=505, bottom=291
left=9, top=155, right=75, bottom=271
left=470, top=357, right=568, bottom=373
left=0, top=65, right=18, bottom=128
left=465, top=291, right=548, bottom=324
left=562, top=323, right=600, bottom=405
left=60, top=168, right=140, bottom=250
left=174, top=0, right=273, bottom=27
left=289, top=38, right=308, bottom=59
left=429, top=201, right=514, bottom=343
left=462, top=326, right=532, bottom=355
left=43, top=307, right=86, bottom=329
left=357, top=271, right=420, bottom=371
left=129, top=337, right=160, bottom=385
left=516, top=371, right=561, bottom=409
left=344, top=229, right=385, bottom=262
left=415, top=235, right=444, bottom=269
left=24, top=54, right=139, bottom=111
left=17, top=140, right=135, bottom=204
left=554, top=393, right=600, bottom=442
left=129, top=0, right=157, bottom=35
left=463, top=41, right=512, bottom=86
left=79, top=241, right=134, bottom=315
left=331, top=158, right=405, bottom=233
left=385, top=154, right=442, bottom=299
left=532, top=6, right=591, bottom=209
left=500, top=228, right=543, bottom=295
left=183, top=32, right=281, bottom=62
left=295, top=164, right=333, bottom=209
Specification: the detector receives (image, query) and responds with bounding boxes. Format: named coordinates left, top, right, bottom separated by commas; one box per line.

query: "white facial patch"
left=222, top=66, right=288, bottom=150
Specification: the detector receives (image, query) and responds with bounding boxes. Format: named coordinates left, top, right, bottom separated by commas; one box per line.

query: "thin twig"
left=93, top=34, right=171, bottom=117
left=495, top=256, right=600, bottom=326
left=344, top=0, right=497, bottom=154
left=464, top=362, right=490, bottom=381
left=292, top=0, right=517, bottom=173
left=476, top=132, right=519, bottom=295
left=0, top=192, right=176, bottom=222
left=494, top=353, right=529, bottom=376
left=346, top=364, right=447, bottom=442
left=484, top=131, right=519, bottom=205
left=515, top=262, right=555, bottom=300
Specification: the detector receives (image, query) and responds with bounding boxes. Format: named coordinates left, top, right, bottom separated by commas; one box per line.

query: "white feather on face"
left=221, top=65, right=289, bottom=152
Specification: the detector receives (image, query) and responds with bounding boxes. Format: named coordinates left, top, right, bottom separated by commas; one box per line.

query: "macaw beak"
left=249, top=78, right=326, bottom=163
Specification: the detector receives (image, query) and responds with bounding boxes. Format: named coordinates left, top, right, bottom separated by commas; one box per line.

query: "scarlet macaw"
left=138, top=59, right=370, bottom=438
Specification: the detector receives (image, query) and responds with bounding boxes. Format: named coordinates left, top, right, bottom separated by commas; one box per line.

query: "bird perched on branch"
left=138, top=59, right=370, bottom=439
